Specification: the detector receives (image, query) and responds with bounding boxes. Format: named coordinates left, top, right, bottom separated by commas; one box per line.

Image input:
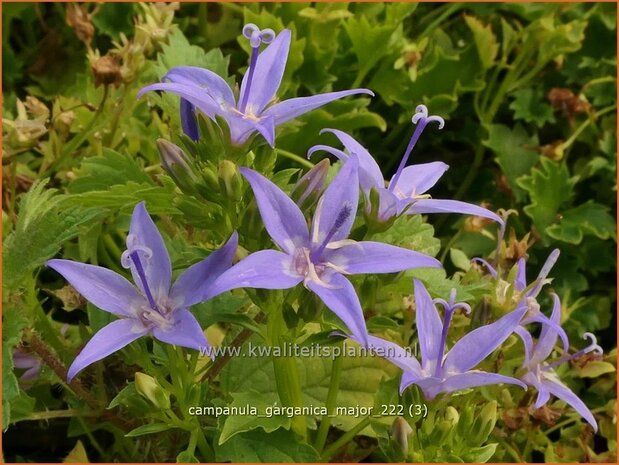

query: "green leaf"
left=464, top=15, right=499, bottom=70
left=344, top=16, right=397, bottom=82
left=219, top=338, right=398, bottom=433
left=125, top=422, right=176, bottom=437
left=576, top=361, right=616, bottom=378
left=546, top=201, right=616, bottom=244
left=518, top=158, right=576, bottom=235
left=463, top=443, right=498, bottom=463
left=483, top=124, right=539, bottom=202
left=372, top=214, right=441, bottom=257
left=215, top=428, right=320, bottom=462
left=91, top=3, right=136, bottom=40
left=450, top=248, right=471, bottom=271
left=509, top=88, right=556, bottom=127
left=219, top=390, right=290, bottom=444
left=68, top=149, right=153, bottom=194
left=3, top=180, right=102, bottom=290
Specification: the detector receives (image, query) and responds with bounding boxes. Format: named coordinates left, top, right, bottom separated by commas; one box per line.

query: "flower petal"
left=138, top=82, right=227, bottom=120
left=389, top=162, right=448, bottom=196
left=316, top=129, right=384, bottom=192
left=163, top=66, right=235, bottom=107
left=180, top=98, right=199, bottom=141
left=67, top=319, right=148, bottom=382
left=47, top=259, right=143, bottom=317
left=326, top=241, right=441, bottom=275
left=530, top=293, right=562, bottom=365
left=205, top=250, right=302, bottom=299
left=263, top=89, right=374, bottom=125
left=444, top=305, right=527, bottom=373
left=406, top=198, right=504, bottom=225
left=413, top=279, right=444, bottom=365
left=514, top=326, right=534, bottom=366
left=153, top=309, right=210, bottom=353
left=515, top=258, right=527, bottom=292
left=240, top=29, right=291, bottom=114
left=526, top=248, right=560, bottom=298
left=170, top=232, right=238, bottom=308
left=311, top=156, right=359, bottom=246
left=306, top=273, right=368, bottom=345
left=364, top=334, right=422, bottom=375
left=438, top=370, right=526, bottom=394
left=129, top=202, right=172, bottom=301
left=542, top=375, right=598, bottom=432
left=240, top=168, right=309, bottom=254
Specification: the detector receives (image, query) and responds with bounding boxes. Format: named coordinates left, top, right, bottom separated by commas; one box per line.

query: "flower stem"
left=321, top=416, right=371, bottom=461
left=268, top=308, right=307, bottom=439
left=314, top=343, right=344, bottom=452
left=276, top=148, right=315, bottom=169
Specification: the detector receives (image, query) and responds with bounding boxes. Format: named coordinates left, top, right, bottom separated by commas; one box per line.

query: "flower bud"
left=135, top=372, right=170, bottom=410
left=24, top=96, right=50, bottom=121
left=54, top=111, right=75, bottom=140
left=390, top=416, right=413, bottom=455
left=157, top=139, right=198, bottom=193
left=290, top=159, right=330, bottom=210
left=218, top=160, right=243, bottom=202
left=444, top=406, right=460, bottom=425
left=472, top=400, right=497, bottom=444
left=364, top=187, right=397, bottom=233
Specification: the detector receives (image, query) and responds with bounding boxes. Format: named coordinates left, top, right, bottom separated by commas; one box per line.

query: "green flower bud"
left=218, top=160, right=243, bottom=201
left=157, top=139, right=198, bottom=193
left=135, top=372, right=170, bottom=410
left=364, top=186, right=397, bottom=234
left=290, top=159, right=330, bottom=210
left=390, top=416, right=413, bottom=455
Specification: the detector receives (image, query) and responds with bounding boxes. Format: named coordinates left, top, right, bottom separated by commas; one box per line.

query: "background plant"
left=3, top=2, right=616, bottom=463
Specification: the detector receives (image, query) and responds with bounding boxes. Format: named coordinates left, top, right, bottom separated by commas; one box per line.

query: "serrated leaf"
left=546, top=201, right=616, bottom=244
left=509, top=88, right=556, bottom=127
left=518, top=158, right=576, bottom=235
left=3, top=180, right=102, bottom=289
left=372, top=214, right=441, bottom=257
left=215, top=428, right=319, bottom=462
left=219, top=390, right=290, bottom=444
left=464, top=15, right=499, bottom=69
left=483, top=124, right=539, bottom=201
left=68, top=149, right=153, bottom=194
left=344, top=16, right=398, bottom=80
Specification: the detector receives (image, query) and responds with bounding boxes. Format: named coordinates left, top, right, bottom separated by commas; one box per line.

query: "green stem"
left=451, top=143, right=485, bottom=203
left=276, top=148, right=315, bottom=169
left=416, top=3, right=461, bottom=40
left=22, top=409, right=97, bottom=421
left=268, top=309, right=307, bottom=439
left=314, top=345, right=344, bottom=452
left=321, top=416, right=371, bottom=461
left=560, top=104, right=617, bottom=155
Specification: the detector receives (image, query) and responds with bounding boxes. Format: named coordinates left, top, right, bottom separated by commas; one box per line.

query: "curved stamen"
left=388, top=105, right=445, bottom=193
left=432, top=289, right=471, bottom=377
left=311, top=203, right=353, bottom=262
left=239, top=24, right=276, bottom=114
left=547, top=332, right=603, bottom=369
left=471, top=257, right=498, bottom=278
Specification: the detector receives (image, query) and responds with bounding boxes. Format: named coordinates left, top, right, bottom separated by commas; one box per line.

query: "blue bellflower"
left=47, top=202, right=238, bottom=381
left=515, top=294, right=601, bottom=431
left=139, top=24, right=373, bottom=147
left=205, top=157, right=441, bottom=344
left=308, top=105, right=504, bottom=226
left=353, top=279, right=526, bottom=399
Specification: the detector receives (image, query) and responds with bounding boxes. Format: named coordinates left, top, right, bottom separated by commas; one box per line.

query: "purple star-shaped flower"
left=138, top=24, right=373, bottom=147
left=354, top=279, right=526, bottom=399
left=308, top=105, right=504, bottom=226
left=515, top=294, right=601, bottom=431
left=205, top=157, right=441, bottom=344
left=47, top=202, right=238, bottom=381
